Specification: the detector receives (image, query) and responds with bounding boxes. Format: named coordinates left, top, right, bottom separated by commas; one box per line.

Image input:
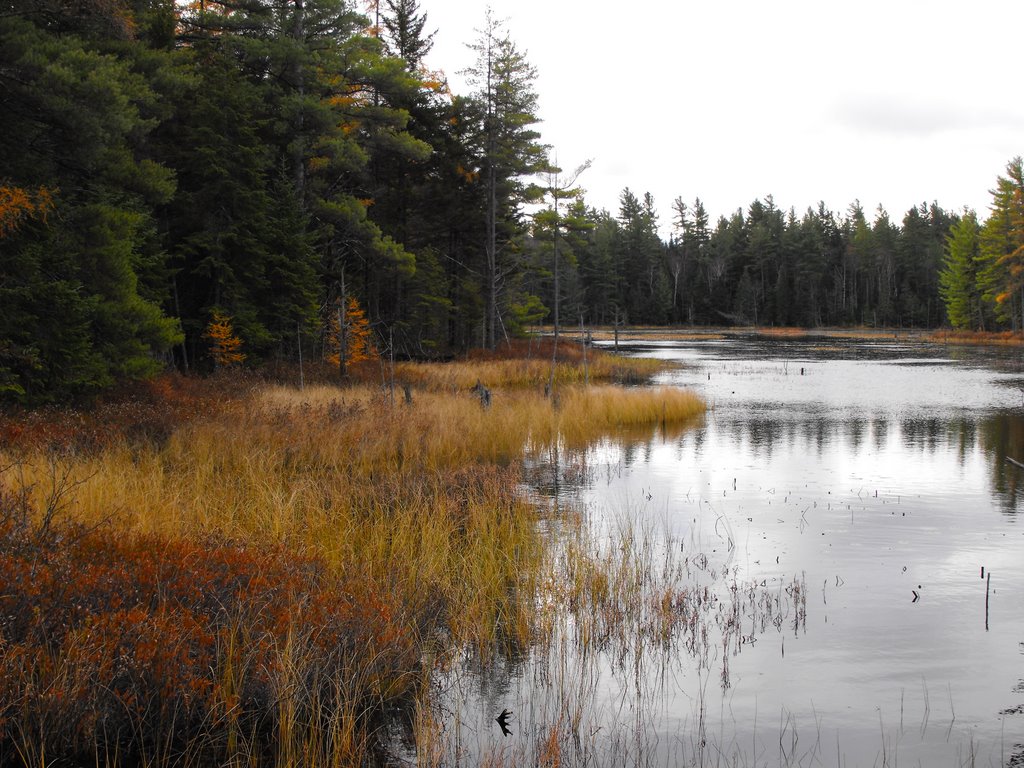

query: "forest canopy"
left=1, top=0, right=1021, bottom=404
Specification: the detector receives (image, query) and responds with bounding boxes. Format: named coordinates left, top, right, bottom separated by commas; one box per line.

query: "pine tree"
left=733, top=267, right=758, bottom=324
left=0, top=13, right=181, bottom=403
left=0, top=185, right=55, bottom=238
left=381, top=0, right=436, bottom=70
left=463, top=9, right=548, bottom=347
left=940, top=211, right=982, bottom=330
left=575, top=211, right=620, bottom=325
left=978, top=157, right=1024, bottom=329
left=533, top=158, right=590, bottom=340
left=669, top=198, right=691, bottom=320
left=614, top=189, right=667, bottom=323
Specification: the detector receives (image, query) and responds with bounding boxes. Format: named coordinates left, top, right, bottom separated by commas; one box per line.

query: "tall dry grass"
left=0, top=356, right=704, bottom=766
left=391, top=356, right=665, bottom=392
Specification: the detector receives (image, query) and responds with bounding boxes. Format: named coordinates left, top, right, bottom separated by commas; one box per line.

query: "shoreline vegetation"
left=2, top=328, right=1019, bottom=765
left=5, top=0, right=1024, bottom=411
left=544, top=324, right=1024, bottom=347
left=0, top=340, right=704, bottom=767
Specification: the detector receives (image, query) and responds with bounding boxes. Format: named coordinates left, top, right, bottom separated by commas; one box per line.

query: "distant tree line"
left=1, top=0, right=1021, bottom=404
left=533, top=192, right=955, bottom=331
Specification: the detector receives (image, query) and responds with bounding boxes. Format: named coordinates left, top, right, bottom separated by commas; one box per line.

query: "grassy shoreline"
left=0, top=344, right=703, bottom=766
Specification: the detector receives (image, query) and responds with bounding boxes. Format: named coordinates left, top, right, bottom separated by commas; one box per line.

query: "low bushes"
left=0, top=481, right=425, bottom=766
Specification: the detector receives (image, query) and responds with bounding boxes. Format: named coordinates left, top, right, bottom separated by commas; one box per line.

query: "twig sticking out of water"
left=985, top=571, right=991, bottom=631
left=920, top=677, right=931, bottom=739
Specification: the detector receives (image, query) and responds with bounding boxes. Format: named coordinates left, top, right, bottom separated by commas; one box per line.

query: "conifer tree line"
left=0, top=0, right=1021, bottom=404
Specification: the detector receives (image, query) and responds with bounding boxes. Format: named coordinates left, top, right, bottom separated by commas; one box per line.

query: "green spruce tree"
left=940, top=211, right=983, bottom=330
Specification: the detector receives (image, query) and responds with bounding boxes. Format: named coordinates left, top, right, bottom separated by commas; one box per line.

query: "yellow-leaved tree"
left=325, top=297, right=377, bottom=377
left=204, top=309, right=245, bottom=368
left=0, top=185, right=55, bottom=239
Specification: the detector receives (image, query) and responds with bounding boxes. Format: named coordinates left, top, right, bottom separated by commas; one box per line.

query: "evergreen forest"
left=3, top=0, right=1023, bottom=404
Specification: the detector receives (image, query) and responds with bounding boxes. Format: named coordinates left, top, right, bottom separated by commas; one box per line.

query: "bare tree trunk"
left=297, top=320, right=304, bottom=390
left=338, top=271, right=348, bottom=380
left=487, top=163, right=497, bottom=349
left=580, top=314, right=589, bottom=387
left=548, top=187, right=560, bottom=395
left=172, top=273, right=189, bottom=373
left=292, top=0, right=305, bottom=200
left=485, top=36, right=497, bottom=351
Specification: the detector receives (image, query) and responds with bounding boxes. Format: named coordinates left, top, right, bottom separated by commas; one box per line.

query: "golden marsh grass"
left=0, top=353, right=704, bottom=766
left=391, top=355, right=666, bottom=391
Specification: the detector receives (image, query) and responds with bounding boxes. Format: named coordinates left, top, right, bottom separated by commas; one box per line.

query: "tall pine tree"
left=940, top=211, right=983, bottom=330
left=463, top=9, right=548, bottom=347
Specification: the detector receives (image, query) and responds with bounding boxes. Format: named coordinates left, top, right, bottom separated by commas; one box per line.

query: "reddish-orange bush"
left=466, top=337, right=589, bottom=363
left=929, top=329, right=1024, bottom=346
left=0, top=372, right=250, bottom=453
left=0, top=484, right=425, bottom=765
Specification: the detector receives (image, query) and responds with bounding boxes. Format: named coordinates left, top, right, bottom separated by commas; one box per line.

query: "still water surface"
left=432, top=337, right=1024, bottom=767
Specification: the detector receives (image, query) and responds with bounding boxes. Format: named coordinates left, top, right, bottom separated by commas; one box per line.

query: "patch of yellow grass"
left=392, top=353, right=665, bottom=392
left=0, top=362, right=705, bottom=765
left=6, top=376, right=705, bottom=632
left=6, top=378, right=702, bottom=647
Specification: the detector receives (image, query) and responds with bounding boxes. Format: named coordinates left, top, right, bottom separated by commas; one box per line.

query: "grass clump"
left=392, top=338, right=666, bottom=392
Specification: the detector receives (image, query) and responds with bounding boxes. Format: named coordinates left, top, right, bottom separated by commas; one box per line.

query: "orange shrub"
left=466, top=337, right=588, bottom=363
left=0, top=485, right=425, bottom=764
left=0, top=372, right=248, bottom=453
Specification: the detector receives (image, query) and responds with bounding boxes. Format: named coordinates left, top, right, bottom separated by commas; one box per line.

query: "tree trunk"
left=338, top=272, right=348, bottom=380
left=548, top=192, right=560, bottom=394
left=487, top=166, right=497, bottom=349
left=291, top=0, right=306, bottom=200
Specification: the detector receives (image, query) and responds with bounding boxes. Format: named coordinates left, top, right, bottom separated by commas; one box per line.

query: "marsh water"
left=424, top=336, right=1024, bottom=767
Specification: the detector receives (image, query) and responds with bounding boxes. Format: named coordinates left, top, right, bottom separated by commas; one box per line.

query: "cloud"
left=830, top=94, right=1024, bottom=138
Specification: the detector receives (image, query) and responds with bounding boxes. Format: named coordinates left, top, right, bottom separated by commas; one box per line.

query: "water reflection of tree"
left=978, top=411, right=1024, bottom=513
left=526, top=409, right=1024, bottom=515
left=903, top=411, right=1024, bottom=513
left=847, top=418, right=866, bottom=454
left=720, top=413, right=1024, bottom=515
left=872, top=418, right=889, bottom=452
left=523, top=417, right=705, bottom=501
left=899, top=417, right=946, bottom=454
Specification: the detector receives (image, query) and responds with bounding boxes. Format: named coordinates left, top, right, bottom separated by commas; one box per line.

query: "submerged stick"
left=985, top=572, right=991, bottom=631
left=1005, top=456, right=1024, bottom=470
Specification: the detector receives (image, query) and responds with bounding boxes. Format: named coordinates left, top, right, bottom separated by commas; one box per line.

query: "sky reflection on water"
left=437, top=337, right=1024, bottom=767
left=584, top=338, right=1024, bottom=764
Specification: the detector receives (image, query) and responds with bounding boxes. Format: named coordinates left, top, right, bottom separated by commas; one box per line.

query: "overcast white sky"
left=417, top=0, right=1023, bottom=235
